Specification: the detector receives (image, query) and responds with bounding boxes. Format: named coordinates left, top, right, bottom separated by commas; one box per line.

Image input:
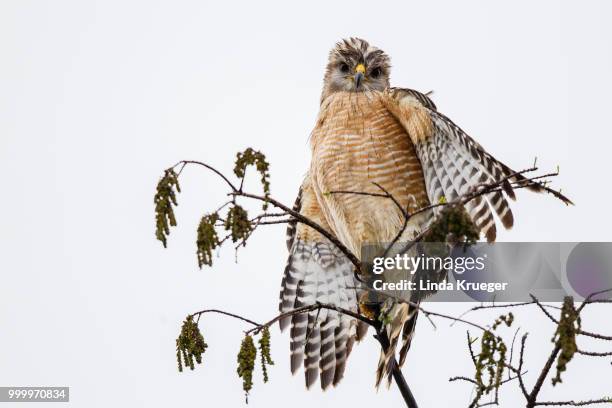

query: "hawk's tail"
left=375, top=302, right=419, bottom=388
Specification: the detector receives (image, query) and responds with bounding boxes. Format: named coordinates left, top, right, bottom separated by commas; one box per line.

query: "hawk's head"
left=321, top=38, right=391, bottom=102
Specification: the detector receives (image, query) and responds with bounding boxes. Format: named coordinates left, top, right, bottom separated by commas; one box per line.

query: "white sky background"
left=1, top=0, right=611, bottom=407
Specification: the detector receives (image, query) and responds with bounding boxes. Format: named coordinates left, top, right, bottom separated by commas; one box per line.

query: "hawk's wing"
left=279, top=175, right=366, bottom=389
left=383, top=88, right=568, bottom=241
left=388, top=87, right=438, bottom=111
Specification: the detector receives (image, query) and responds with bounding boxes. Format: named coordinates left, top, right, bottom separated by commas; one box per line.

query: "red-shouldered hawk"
left=279, top=37, right=562, bottom=390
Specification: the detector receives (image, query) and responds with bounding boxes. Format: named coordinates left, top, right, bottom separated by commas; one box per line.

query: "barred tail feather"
left=398, top=309, right=419, bottom=367
left=375, top=303, right=410, bottom=388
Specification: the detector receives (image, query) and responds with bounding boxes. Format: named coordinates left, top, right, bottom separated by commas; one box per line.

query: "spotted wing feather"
left=384, top=88, right=524, bottom=242
left=279, top=177, right=365, bottom=389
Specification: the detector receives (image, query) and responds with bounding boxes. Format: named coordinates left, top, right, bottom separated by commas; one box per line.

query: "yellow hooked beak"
left=354, top=64, right=366, bottom=89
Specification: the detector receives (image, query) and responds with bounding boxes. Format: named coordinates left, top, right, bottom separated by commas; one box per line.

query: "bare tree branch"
left=534, top=399, right=612, bottom=406
left=159, top=155, right=612, bottom=408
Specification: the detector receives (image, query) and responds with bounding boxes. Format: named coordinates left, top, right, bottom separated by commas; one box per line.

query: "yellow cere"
left=355, top=64, right=366, bottom=74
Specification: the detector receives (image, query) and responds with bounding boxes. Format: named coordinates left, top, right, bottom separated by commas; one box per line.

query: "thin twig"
left=576, top=349, right=612, bottom=357
left=190, top=309, right=260, bottom=327
left=244, top=302, right=374, bottom=335
left=231, top=190, right=363, bottom=279
left=534, top=399, right=612, bottom=406
left=508, top=326, right=521, bottom=380
left=172, top=160, right=239, bottom=191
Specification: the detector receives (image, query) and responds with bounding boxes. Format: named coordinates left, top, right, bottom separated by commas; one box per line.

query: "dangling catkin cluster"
left=234, top=148, right=270, bottom=209
left=225, top=205, right=252, bottom=244
left=258, top=327, right=275, bottom=383
left=424, top=203, right=480, bottom=245
left=196, top=213, right=220, bottom=268
left=235, top=328, right=276, bottom=402
left=154, top=168, right=181, bottom=247
left=470, top=313, right=513, bottom=407
left=176, top=316, right=208, bottom=372
left=237, top=335, right=257, bottom=402
left=552, top=296, right=580, bottom=386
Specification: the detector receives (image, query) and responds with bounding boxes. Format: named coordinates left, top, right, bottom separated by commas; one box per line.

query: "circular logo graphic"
left=566, top=243, right=612, bottom=300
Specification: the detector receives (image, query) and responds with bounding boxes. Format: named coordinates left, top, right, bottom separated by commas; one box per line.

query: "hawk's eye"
left=339, top=63, right=350, bottom=74
left=370, top=67, right=382, bottom=78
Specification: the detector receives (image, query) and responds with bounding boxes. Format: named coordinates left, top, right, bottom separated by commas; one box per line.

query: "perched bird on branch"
left=279, top=37, right=561, bottom=390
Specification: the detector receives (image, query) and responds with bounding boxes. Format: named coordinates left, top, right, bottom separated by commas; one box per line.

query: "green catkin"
left=175, top=316, right=208, bottom=372
left=154, top=168, right=181, bottom=247
left=552, top=296, right=580, bottom=386
left=258, top=327, right=274, bottom=383
left=224, top=205, right=252, bottom=244
left=237, top=335, right=257, bottom=402
left=234, top=148, right=271, bottom=209
left=423, top=203, right=480, bottom=245
left=196, top=213, right=220, bottom=268
left=469, top=313, right=512, bottom=408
